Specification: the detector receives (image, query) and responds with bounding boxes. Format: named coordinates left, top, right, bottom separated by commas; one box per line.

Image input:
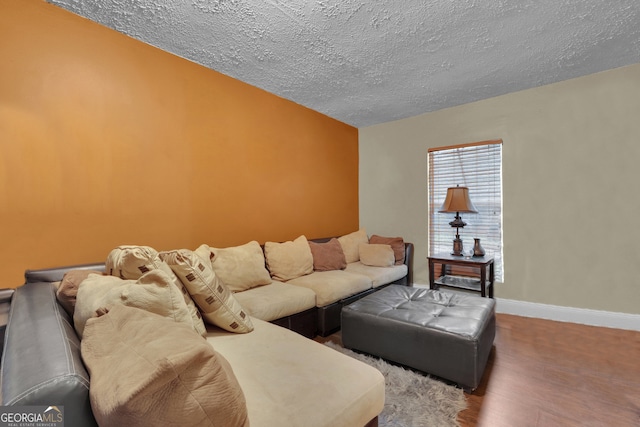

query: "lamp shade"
left=438, top=186, right=478, bottom=213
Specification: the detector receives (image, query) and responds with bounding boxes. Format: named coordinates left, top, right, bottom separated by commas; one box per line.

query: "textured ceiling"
left=48, top=0, right=640, bottom=128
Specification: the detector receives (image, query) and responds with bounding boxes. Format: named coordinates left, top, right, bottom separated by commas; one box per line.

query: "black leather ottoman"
left=342, top=285, right=495, bottom=391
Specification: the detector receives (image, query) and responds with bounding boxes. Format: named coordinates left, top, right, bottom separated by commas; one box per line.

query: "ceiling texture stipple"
left=48, top=0, right=640, bottom=128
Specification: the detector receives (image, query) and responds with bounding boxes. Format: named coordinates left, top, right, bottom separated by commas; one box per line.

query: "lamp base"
left=451, top=237, right=464, bottom=256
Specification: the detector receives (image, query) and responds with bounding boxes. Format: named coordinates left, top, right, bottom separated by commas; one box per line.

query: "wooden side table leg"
left=489, top=261, right=495, bottom=298
left=429, top=259, right=435, bottom=290
left=480, top=265, right=487, bottom=297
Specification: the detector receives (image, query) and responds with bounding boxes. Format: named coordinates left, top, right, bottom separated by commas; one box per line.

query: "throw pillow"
left=264, top=235, right=314, bottom=281
left=308, top=238, right=347, bottom=271
left=81, top=304, right=249, bottom=427
left=196, top=241, right=272, bottom=293
left=359, top=243, right=395, bottom=267
left=160, top=249, right=253, bottom=333
left=369, top=235, right=406, bottom=265
left=337, top=229, right=368, bottom=263
left=73, top=270, right=193, bottom=338
left=105, top=245, right=206, bottom=336
left=56, top=269, right=104, bottom=315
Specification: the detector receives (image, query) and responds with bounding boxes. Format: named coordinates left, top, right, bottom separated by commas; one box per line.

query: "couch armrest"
left=1, top=282, right=97, bottom=427
left=25, top=263, right=105, bottom=283
left=403, top=242, right=414, bottom=285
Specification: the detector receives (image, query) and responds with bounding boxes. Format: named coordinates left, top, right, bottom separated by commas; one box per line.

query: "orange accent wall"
left=0, top=0, right=359, bottom=286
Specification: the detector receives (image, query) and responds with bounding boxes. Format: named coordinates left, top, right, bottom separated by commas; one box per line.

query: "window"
left=428, top=140, right=503, bottom=281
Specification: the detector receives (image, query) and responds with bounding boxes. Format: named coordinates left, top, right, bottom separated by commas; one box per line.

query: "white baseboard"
left=413, top=282, right=640, bottom=331
left=495, top=298, right=640, bottom=331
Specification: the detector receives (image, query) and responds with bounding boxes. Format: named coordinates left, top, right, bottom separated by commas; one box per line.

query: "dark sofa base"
left=317, top=277, right=410, bottom=337
left=270, top=277, right=411, bottom=338
left=270, top=307, right=318, bottom=338
left=269, top=278, right=410, bottom=338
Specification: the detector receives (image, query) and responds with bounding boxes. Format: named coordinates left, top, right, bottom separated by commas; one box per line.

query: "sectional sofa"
left=220, top=231, right=414, bottom=337
left=1, top=230, right=412, bottom=426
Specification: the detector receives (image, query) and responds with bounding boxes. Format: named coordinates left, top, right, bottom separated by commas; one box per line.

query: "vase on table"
left=472, top=238, right=485, bottom=257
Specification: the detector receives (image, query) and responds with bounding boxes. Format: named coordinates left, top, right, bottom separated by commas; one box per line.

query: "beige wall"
left=359, top=64, right=640, bottom=315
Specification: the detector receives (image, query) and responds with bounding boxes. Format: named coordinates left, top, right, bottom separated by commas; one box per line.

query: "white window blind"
left=428, top=140, right=503, bottom=281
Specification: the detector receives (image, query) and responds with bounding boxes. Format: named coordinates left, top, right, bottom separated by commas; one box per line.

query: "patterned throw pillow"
left=160, top=249, right=253, bottom=333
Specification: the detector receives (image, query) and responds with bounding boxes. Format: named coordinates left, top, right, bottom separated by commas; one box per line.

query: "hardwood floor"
left=318, top=313, right=640, bottom=427
left=460, top=313, right=640, bottom=427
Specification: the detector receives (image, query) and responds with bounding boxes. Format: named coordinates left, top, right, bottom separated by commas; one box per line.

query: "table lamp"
left=438, top=185, right=477, bottom=256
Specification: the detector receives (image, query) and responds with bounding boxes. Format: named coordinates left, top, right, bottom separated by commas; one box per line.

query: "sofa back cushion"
left=56, top=269, right=104, bottom=315
left=81, top=304, right=249, bottom=427
left=264, top=235, right=314, bottom=281
left=337, top=229, right=368, bottom=263
left=196, top=241, right=272, bottom=292
left=358, top=243, right=395, bottom=267
left=308, top=238, right=347, bottom=271
left=369, top=235, right=406, bottom=265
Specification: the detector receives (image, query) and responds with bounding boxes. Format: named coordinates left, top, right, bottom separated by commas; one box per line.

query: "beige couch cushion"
left=73, top=271, right=193, bottom=338
left=369, top=235, right=406, bottom=265
left=160, top=249, right=253, bottom=333
left=287, top=270, right=372, bottom=307
left=206, top=318, right=384, bottom=427
left=56, top=269, right=104, bottom=315
left=105, top=245, right=206, bottom=336
left=82, top=304, right=249, bottom=427
left=196, top=241, right=272, bottom=292
left=233, top=281, right=316, bottom=322
left=264, top=235, right=314, bottom=281
left=359, top=243, right=395, bottom=267
left=308, top=238, right=347, bottom=271
left=345, top=262, right=409, bottom=288
left=337, top=229, right=368, bottom=263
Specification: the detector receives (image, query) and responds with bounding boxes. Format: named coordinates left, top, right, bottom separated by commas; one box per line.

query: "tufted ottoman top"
left=343, top=285, right=495, bottom=340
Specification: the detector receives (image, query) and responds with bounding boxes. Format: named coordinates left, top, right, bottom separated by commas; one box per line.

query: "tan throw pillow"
left=105, top=245, right=206, bottom=336
left=264, top=235, right=314, bottom=281
left=308, top=238, right=347, bottom=271
left=160, top=249, right=253, bottom=333
left=73, top=270, right=193, bottom=338
left=359, top=243, right=395, bottom=267
left=196, top=241, right=272, bottom=293
left=56, top=269, right=104, bottom=315
left=338, top=229, right=368, bottom=263
left=369, top=235, right=406, bottom=265
left=81, top=304, right=249, bottom=427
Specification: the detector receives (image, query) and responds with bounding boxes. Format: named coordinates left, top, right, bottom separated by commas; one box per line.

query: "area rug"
left=324, top=341, right=466, bottom=427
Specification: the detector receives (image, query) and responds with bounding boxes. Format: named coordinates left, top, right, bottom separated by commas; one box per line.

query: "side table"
left=428, top=253, right=495, bottom=298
